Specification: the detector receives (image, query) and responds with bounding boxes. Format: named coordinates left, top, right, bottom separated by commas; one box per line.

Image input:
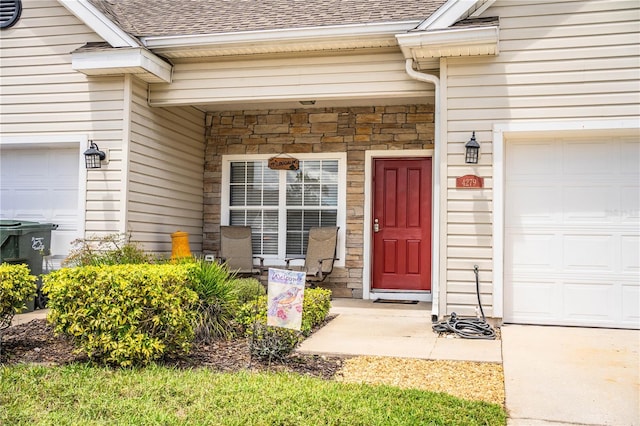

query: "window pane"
left=286, top=169, right=303, bottom=183
left=264, top=183, right=278, bottom=206
left=322, top=184, right=338, bottom=206
left=322, top=161, right=338, bottom=181
left=286, top=184, right=302, bottom=206
left=285, top=209, right=337, bottom=256
left=230, top=186, right=246, bottom=206
left=230, top=162, right=246, bottom=183
left=261, top=233, right=278, bottom=255
left=229, top=210, right=245, bottom=226
left=287, top=210, right=303, bottom=231
left=287, top=160, right=338, bottom=207
left=230, top=209, right=278, bottom=256
left=247, top=185, right=262, bottom=206
left=303, top=184, right=321, bottom=206
left=303, top=161, right=321, bottom=181
left=264, top=167, right=278, bottom=183
left=321, top=210, right=337, bottom=226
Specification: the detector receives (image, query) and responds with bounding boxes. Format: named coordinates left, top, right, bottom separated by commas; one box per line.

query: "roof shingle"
left=88, top=0, right=448, bottom=37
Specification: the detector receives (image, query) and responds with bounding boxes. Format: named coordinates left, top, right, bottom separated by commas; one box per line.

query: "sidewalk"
left=10, top=309, right=48, bottom=327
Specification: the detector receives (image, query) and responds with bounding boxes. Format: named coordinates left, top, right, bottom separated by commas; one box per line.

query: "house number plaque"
left=456, top=174, right=484, bottom=188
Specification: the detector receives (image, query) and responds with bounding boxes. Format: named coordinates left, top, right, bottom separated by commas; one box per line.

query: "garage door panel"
left=563, top=185, right=618, bottom=222
left=620, top=140, right=640, bottom=174
left=509, top=232, right=558, bottom=271
left=505, top=137, right=639, bottom=329
left=620, top=187, right=639, bottom=222
left=621, top=236, right=639, bottom=272
left=510, top=141, right=556, bottom=175
left=563, top=235, right=615, bottom=272
left=507, top=280, right=560, bottom=321
left=506, top=186, right=561, bottom=224
left=563, top=140, right=613, bottom=175
left=622, top=285, right=640, bottom=324
left=52, top=188, right=78, bottom=209
left=564, top=282, right=616, bottom=322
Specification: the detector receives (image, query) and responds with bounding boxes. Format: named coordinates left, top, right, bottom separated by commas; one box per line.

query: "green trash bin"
left=0, top=220, right=58, bottom=310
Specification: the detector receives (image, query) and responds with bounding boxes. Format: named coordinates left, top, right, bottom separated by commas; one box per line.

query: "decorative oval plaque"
left=456, top=174, right=484, bottom=188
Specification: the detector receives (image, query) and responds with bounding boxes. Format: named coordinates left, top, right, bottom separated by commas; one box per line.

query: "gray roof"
left=89, top=0, right=449, bottom=37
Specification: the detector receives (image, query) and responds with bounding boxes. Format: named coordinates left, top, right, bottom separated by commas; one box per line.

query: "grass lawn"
left=1, top=364, right=506, bottom=425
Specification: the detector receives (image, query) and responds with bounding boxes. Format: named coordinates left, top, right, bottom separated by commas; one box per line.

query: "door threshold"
left=368, top=291, right=432, bottom=302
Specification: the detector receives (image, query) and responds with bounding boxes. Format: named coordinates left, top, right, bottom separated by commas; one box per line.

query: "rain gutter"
left=140, top=20, right=422, bottom=50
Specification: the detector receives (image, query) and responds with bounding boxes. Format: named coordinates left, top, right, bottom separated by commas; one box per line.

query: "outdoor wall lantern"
left=83, top=141, right=106, bottom=169
left=465, top=131, right=480, bottom=164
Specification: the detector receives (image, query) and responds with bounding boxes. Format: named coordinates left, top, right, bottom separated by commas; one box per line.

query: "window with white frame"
left=222, top=154, right=345, bottom=265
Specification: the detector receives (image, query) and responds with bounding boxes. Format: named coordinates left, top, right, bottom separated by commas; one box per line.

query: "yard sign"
left=267, top=268, right=305, bottom=330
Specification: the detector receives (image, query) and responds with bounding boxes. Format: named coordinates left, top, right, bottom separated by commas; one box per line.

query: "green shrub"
left=0, top=263, right=37, bottom=327
left=232, top=277, right=265, bottom=305
left=63, top=233, right=152, bottom=267
left=237, top=288, right=332, bottom=361
left=249, top=323, right=300, bottom=363
left=187, top=260, right=238, bottom=342
left=42, top=264, right=198, bottom=367
left=300, top=288, right=331, bottom=335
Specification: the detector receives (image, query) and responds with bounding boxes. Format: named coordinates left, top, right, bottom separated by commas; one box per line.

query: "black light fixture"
left=83, top=141, right=106, bottom=169
left=465, top=131, right=480, bottom=164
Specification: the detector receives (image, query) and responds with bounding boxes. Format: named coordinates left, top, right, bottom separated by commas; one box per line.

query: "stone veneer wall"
left=204, top=105, right=434, bottom=298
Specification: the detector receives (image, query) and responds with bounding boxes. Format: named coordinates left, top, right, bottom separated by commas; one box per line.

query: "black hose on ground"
left=432, top=265, right=496, bottom=340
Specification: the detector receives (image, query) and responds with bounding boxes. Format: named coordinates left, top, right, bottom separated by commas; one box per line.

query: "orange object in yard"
left=171, top=231, right=192, bottom=260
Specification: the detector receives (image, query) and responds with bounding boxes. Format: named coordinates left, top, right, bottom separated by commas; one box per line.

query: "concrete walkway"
left=9, top=308, right=49, bottom=326
left=297, top=298, right=502, bottom=362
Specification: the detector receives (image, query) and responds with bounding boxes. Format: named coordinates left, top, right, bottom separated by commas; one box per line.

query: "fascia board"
left=416, top=0, right=478, bottom=30
left=58, top=0, right=139, bottom=47
left=396, top=26, right=498, bottom=59
left=141, top=20, right=421, bottom=49
left=72, top=48, right=172, bottom=83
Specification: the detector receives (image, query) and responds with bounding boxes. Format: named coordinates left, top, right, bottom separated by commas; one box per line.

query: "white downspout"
left=404, top=58, right=442, bottom=322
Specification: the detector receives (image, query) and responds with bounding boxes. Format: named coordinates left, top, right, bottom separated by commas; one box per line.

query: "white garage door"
left=505, top=137, right=639, bottom=329
left=1, top=146, right=81, bottom=267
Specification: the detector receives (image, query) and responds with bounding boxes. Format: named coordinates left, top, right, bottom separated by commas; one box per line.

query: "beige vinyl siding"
left=443, top=0, right=640, bottom=316
left=149, top=52, right=434, bottom=107
left=0, top=0, right=126, bottom=236
left=127, top=78, right=205, bottom=254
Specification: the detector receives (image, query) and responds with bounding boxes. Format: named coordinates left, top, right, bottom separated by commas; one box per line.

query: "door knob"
left=373, top=218, right=379, bottom=233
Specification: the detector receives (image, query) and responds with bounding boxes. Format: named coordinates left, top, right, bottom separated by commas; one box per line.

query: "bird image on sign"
left=267, top=268, right=306, bottom=330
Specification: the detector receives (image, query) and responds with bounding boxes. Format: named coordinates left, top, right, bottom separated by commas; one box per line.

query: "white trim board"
left=492, top=118, right=640, bottom=319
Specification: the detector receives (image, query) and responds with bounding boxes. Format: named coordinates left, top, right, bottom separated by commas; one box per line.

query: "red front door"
left=372, top=158, right=432, bottom=291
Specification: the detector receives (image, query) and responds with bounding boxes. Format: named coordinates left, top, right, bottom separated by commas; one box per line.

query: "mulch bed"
left=0, top=318, right=344, bottom=380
